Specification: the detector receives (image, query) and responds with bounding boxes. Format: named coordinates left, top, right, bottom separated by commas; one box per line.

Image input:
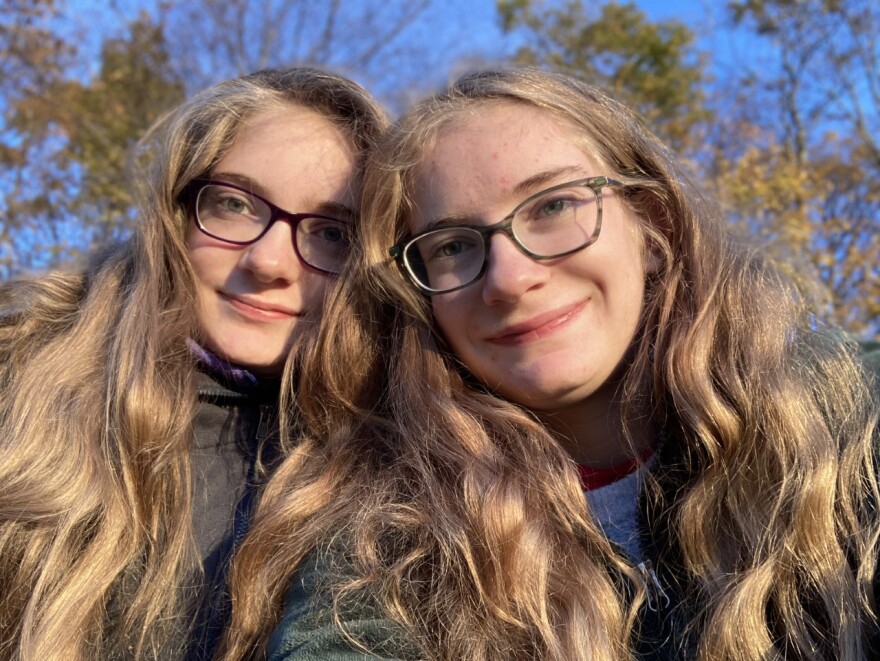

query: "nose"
left=238, top=220, right=303, bottom=284
left=480, top=232, right=548, bottom=305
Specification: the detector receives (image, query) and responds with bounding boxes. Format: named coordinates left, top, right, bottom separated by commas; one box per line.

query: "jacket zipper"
left=637, top=560, right=671, bottom=612
left=232, top=403, right=272, bottom=549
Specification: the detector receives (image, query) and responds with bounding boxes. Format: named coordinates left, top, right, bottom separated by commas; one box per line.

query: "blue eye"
left=222, top=197, right=248, bottom=214
left=204, top=189, right=259, bottom=218
left=537, top=198, right=568, bottom=217
left=323, top=227, right=343, bottom=242
left=435, top=241, right=466, bottom=257
left=426, top=236, right=479, bottom=262
left=531, top=196, right=586, bottom=222
left=314, top=224, right=346, bottom=244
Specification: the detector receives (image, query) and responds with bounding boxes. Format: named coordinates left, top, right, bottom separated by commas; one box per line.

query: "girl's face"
left=186, top=104, right=355, bottom=375
left=411, top=103, right=655, bottom=414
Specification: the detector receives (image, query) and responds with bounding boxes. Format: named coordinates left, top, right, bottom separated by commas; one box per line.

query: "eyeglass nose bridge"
left=250, top=207, right=307, bottom=245
left=463, top=215, right=548, bottom=290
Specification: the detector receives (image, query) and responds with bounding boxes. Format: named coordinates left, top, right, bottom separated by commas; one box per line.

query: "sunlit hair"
left=224, top=68, right=880, bottom=660
left=0, top=67, right=386, bottom=660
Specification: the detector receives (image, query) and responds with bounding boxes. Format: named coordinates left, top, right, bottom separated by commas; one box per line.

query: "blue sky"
left=64, top=0, right=744, bottom=99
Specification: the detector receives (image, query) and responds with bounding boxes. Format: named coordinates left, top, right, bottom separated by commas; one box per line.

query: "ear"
left=644, top=242, right=662, bottom=275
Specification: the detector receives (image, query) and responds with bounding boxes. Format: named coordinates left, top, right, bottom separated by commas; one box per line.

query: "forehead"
left=221, top=104, right=353, bottom=168
left=215, top=103, right=356, bottom=205
left=412, top=102, right=602, bottom=224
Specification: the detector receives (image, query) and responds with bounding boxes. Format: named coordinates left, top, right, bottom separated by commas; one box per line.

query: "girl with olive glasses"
left=224, top=69, right=880, bottom=661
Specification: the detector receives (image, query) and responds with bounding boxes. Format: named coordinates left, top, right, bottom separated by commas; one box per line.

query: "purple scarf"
left=187, top=339, right=260, bottom=390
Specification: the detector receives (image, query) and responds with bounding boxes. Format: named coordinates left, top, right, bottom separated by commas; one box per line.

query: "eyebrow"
left=211, top=172, right=269, bottom=198
left=211, top=171, right=355, bottom=220
left=421, top=165, right=589, bottom=231
left=510, top=166, right=588, bottom=197
left=314, top=201, right=356, bottom=221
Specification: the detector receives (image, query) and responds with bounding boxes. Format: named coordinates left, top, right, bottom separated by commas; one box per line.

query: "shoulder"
left=267, top=551, right=420, bottom=661
left=858, top=340, right=880, bottom=383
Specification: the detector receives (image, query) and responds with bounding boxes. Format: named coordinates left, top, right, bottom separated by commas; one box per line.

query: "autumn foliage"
left=1, top=0, right=877, bottom=336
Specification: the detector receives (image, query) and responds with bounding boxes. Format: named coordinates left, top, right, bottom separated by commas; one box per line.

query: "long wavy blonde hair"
left=0, top=68, right=386, bottom=660
left=224, top=68, right=879, bottom=660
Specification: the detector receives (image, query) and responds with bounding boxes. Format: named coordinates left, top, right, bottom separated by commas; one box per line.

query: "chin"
left=238, top=351, right=287, bottom=372
left=211, top=344, right=285, bottom=373
left=208, top=330, right=289, bottom=368
left=498, top=377, right=597, bottom=411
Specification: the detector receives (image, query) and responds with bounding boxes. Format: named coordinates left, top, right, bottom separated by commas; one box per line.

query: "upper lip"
left=485, top=300, right=586, bottom=340
left=222, top=292, right=300, bottom=316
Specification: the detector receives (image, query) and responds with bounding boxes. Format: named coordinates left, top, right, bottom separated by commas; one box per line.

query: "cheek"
left=187, top=230, right=270, bottom=290
left=431, top=296, right=469, bottom=347
left=185, top=228, right=224, bottom=285
left=300, top=273, right=331, bottom=304
left=289, top=279, right=331, bottom=330
left=187, top=250, right=234, bottom=296
left=184, top=220, right=205, bottom=256
left=186, top=249, right=211, bottom=287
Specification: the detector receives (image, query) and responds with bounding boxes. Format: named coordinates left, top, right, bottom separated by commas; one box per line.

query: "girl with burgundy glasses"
left=0, top=67, right=385, bottom=660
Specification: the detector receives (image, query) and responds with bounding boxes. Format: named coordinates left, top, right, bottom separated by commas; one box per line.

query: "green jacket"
left=267, top=551, right=417, bottom=661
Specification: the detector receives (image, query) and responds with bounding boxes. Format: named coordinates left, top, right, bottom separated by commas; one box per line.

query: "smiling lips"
left=486, top=300, right=587, bottom=346
left=222, top=292, right=300, bottom=320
